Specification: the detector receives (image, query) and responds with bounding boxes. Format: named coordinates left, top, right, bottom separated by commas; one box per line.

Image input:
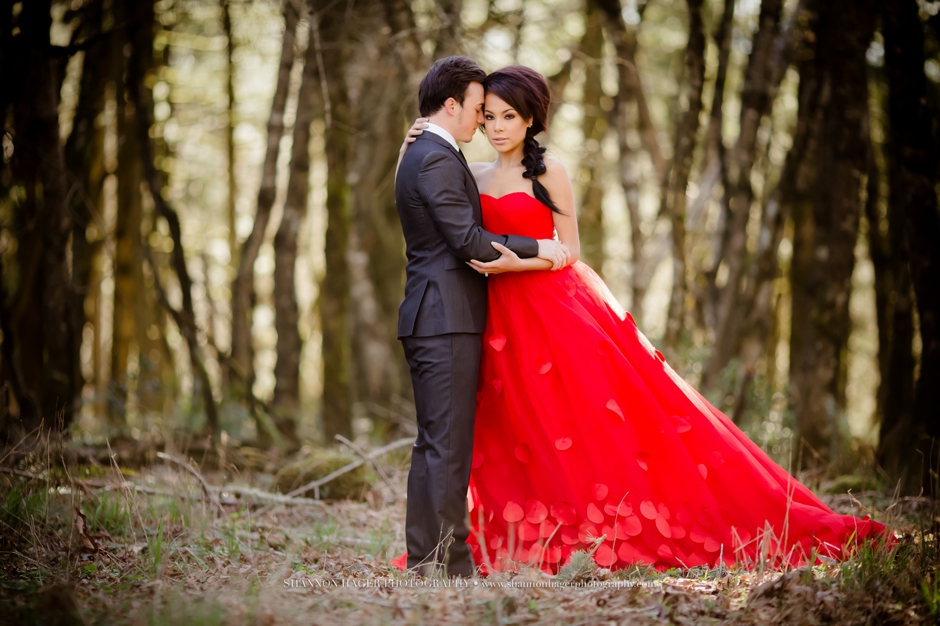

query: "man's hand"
left=537, top=239, right=570, bottom=270
left=468, top=242, right=523, bottom=275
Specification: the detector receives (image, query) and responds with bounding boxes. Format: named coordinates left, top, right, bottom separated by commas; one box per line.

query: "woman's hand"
left=467, top=242, right=526, bottom=275
left=400, top=117, right=429, bottom=155
left=396, top=118, right=430, bottom=182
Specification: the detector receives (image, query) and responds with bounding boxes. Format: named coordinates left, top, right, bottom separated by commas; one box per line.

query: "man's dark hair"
left=418, top=56, right=486, bottom=117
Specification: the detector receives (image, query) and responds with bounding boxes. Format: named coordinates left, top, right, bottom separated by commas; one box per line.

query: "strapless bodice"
left=481, top=192, right=554, bottom=239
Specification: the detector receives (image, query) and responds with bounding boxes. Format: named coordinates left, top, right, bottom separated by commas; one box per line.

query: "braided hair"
left=483, top=66, right=564, bottom=215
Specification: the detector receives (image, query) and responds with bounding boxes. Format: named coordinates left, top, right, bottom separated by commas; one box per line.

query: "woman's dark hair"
left=482, top=65, right=563, bottom=214
left=418, top=56, right=487, bottom=117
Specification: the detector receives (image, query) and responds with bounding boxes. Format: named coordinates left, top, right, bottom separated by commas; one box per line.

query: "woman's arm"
left=467, top=157, right=580, bottom=275
left=542, top=156, right=580, bottom=264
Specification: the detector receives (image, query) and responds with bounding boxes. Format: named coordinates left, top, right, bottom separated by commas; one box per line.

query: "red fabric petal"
left=671, top=416, right=691, bottom=433
left=518, top=521, right=540, bottom=542
left=636, top=452, right=649, bottom=471
left=704, top=537, right=721, bottom=553
left=578, top=522, right=599, bottom=543
left=593, top=483, right=609, bottom=500
left=539, top=520, right=556, bottom=538
left=525, top=499, right=548, bottom=524
left=606, top=399, right=624, bottom=421
left=554, top=437, right=573, bottom=451
left=657, top=503, right=670, bottom=520
left=655, top=516, right=672, bottom=538
left=390, top=551, right=407, bottom=570
left=471, top=451, right=484, bottom=468
left=503, top=501, right=524, bottom=523
left=594, top=543, right=617, bottom=567
left=560, top=526, right=580, bottom=545
left=551, top=502, right=577, bottom=525
left=606, top=501, right=632, bottom=517
left=619, top=515, right=643, bottom=537
left=586, top=502, right=605, bottom=524
left=488, top=334, right=507, bottom=351
left=538, top=361, right=552, bottom=375
left=640, top=500, right=658, bottom=520
left=492, top=379, right=503, bottom=394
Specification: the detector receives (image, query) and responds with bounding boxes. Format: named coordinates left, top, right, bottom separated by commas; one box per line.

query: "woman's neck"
left=494, top=143, right=526, bottom=170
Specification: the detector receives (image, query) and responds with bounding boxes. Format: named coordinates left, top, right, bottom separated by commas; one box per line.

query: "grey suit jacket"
left=395, top=133, right=540, bottom=337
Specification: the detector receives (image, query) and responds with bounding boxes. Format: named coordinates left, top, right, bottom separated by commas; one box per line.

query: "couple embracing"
left=393, top=56, right=890, bottom=578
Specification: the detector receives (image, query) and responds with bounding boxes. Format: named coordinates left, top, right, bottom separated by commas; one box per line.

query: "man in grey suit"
left=395, top=56, right=568, bottom=578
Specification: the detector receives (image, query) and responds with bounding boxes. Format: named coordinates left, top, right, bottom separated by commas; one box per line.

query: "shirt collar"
left=424, top=122, right=460, bottom=152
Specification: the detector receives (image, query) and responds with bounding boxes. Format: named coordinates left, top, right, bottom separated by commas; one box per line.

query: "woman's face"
left=483, top=93, right=530, bottom=154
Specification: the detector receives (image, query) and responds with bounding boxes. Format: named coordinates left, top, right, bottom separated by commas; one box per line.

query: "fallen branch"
left=156, top=451, right=222, bottom=513
left=88, top=480, right=325, bottom=507
left=286, top=437, right=414, bottom=499
left=335, top=434, right=400, bottom=500
left=0, top=466, right=45, bottom=480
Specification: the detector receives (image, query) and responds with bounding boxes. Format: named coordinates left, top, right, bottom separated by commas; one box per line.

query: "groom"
left=395, top=56, right=568, bottom=577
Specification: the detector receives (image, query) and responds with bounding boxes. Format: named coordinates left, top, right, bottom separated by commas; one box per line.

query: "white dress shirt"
left=423, top=122, right=460, bottom=152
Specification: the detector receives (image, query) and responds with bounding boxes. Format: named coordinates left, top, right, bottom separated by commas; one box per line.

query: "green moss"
left=273, top=448, right=372, bottom=500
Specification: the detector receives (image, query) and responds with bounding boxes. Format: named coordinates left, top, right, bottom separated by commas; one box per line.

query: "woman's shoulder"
left=539, top=156, right=571, bottom=190
left=541, top=155, right=567, bottom=175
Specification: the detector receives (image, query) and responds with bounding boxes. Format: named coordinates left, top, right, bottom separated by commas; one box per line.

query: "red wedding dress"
left=393, top=191, right=891, bottom=575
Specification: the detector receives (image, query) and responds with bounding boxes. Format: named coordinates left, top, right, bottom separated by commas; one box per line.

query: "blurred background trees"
left=0, top=0, right=937, bottom=495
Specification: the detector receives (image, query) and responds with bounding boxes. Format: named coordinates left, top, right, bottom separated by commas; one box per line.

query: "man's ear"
left=443, top=97, right=458, bottom=116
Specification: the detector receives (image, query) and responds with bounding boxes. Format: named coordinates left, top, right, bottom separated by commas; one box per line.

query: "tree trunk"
left=110, top=0, right=143, bottom=429
left=271, top=12, right=321, bottom=446
left=879, top=0, right=940, bottom=496
left=575, top=0, right=609, bottom=275
left=701, top=0, right=784, bottom=388
left=19, top=0, right=77, bottom=429
left=317, top=2, right=353, bottom=442
left=598, top=0, right=652, bottom=320
left=346, top=0, right=422, bottom=438
left=229, top=2, right=298, bottom=399
left=789, top=0, right=874, bottom=471
left=222, top=0, right=237, bottom=275
left=662, top=0, right=706, bottom=354
left=127, top=0, right=219, bottom=441
left=64, top=0, right=109, bottom=415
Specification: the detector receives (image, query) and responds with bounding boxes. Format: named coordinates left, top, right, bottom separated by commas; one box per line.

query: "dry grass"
left=0, top=433, right=936, bottom=625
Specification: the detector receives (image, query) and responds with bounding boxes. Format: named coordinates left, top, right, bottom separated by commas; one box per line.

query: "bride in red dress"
left=394, top=65, right=891, bottom=575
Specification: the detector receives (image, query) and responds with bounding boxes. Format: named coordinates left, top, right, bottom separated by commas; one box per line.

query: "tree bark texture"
left=271, top=11, right=321, bottom=445
left=575, top=0, right=609, bottom=276
left=662, top=0, right=706, bottom=355
left=702, top=0, right=784, bottom=388
left=317, top=1, right=353, bottom=442
left=127, top=0, right=219, bottom=440
left=789, top=0, right=875, bottom=470
left=229, top=2, right=298, bottom=399
left=879, top=0, right=940, bottom=496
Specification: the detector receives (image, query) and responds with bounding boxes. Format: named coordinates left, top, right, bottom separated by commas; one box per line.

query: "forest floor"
left=0, top=435, right=937, bottom=625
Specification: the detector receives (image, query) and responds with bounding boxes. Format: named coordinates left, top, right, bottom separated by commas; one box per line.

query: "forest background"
left=2, top=0, right=939, bottom=495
